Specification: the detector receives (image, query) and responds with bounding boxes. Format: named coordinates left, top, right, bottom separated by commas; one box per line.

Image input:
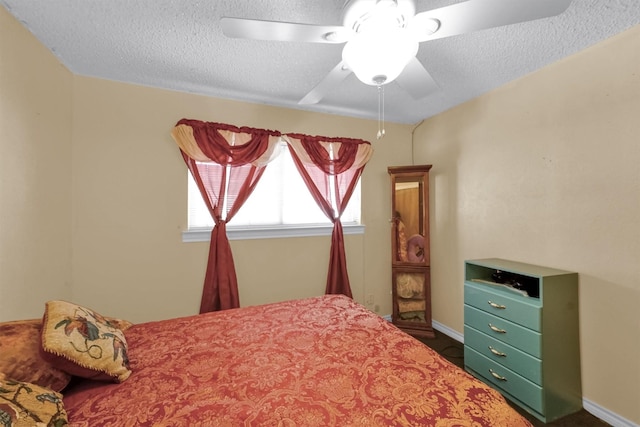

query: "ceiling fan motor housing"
left=342, top=0, right=416, bottom=32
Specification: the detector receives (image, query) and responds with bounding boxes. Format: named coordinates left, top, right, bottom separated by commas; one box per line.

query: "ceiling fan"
left=221, top=0, right=573, bottom=105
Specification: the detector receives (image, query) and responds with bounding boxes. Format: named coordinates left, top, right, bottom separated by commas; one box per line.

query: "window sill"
left=182, top=223, right=365, bottom=242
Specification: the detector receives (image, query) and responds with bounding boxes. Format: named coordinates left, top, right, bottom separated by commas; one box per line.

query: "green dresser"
left=463, top=258, right=582, bottom=423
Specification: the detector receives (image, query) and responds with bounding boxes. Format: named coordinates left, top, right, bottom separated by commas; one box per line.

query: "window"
left=184, top=143, right=363, bottom=241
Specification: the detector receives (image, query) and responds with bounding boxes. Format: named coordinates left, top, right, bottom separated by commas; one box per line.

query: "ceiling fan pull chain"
left=377, top=84, right=386, bottom=139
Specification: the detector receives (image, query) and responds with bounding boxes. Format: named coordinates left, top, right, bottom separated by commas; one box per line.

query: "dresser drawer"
left=465, top=281, right=541, bottom=330
left=464, top=305, right=541, bottom=357
left=464, top=325, right=542, bottom=385
left=465, top=347, right=544, bottom=414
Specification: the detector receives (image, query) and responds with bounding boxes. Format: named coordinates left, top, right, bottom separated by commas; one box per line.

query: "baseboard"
left=583, top=399, right=638, bottom=427
left=431, top=321, right=638, bottom=427
left=432, top=320, right=464, bottom=343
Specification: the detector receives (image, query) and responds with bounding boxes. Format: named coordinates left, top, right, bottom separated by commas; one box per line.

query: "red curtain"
left=172, top=119, right=281, bottom=313
left=285, top=134, right=373, bottom=298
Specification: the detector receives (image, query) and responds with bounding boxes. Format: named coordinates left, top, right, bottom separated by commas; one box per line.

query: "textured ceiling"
left=2, top=0, right=640, bottom=124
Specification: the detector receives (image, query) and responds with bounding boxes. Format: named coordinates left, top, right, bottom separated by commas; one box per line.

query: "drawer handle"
left=488, top=323, right=507, bottom=334
left=488, top=346, right=507, bottom=357
left=488, top=300, right=506, bottom=309
left=489, top=369, right=507, bottom=381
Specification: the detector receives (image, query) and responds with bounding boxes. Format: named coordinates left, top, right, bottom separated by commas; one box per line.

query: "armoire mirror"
left=392, top=176, right=429, bottom=265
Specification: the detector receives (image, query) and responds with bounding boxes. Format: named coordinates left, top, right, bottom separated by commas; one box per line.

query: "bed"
left=0, top=295, right=531, bottom=426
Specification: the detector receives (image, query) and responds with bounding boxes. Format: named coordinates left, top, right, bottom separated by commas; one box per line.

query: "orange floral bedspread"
left=63, top=295, right=531, bottom=426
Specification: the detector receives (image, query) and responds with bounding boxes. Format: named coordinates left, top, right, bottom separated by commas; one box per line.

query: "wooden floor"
left=418, top=330, right=611, bottom=427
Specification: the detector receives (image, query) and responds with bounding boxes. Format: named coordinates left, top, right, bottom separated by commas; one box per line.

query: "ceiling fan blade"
left=411, top=0, right=573, bottom=42
left=395, top=57, right=439, bottom=100
left=299, top=61, right=352, bottom=105
left=220, top=17, right=351, bottom=43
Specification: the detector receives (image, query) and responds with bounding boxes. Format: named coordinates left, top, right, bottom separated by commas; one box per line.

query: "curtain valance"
left=173, top=120, right=373, bottom=169
left=172, top=119, right=282, bottom=166
left=284, top=134, right=373, bottom=174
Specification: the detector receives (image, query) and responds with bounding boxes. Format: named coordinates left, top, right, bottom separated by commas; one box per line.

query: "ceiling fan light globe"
left=342, top=27, right=418, bottom=86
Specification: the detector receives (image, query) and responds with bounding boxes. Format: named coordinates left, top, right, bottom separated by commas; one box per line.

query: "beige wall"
left=0, top=8, right=73, bottom=320
left=69, top=77, right=411, bottom=322
left=415, top=25, right=640, bottom=425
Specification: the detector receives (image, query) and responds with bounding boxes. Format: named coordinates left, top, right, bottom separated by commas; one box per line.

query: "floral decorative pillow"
left=0, top=319, right=71, bottom=392
left=0, top=377, right=68, bottom=427
left=40, top=301, right=131, bottom=383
